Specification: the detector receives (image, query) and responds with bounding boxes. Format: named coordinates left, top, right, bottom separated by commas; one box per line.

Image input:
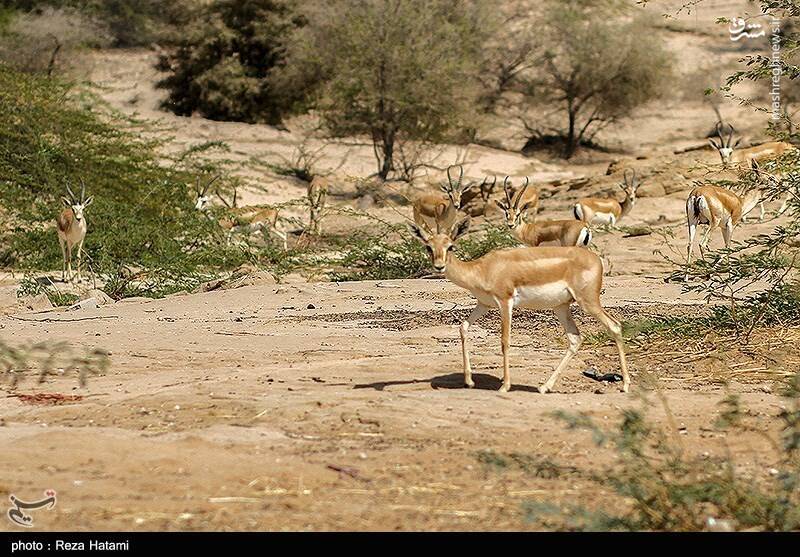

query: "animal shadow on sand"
left=354, top=372, right=540, bottom=393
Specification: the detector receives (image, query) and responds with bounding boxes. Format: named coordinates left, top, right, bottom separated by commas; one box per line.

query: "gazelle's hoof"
left=538, top=385, right=549, bottom=394
left=464, top=379, right=475, bottom=389
left=498, top=384, right=510, bottom=393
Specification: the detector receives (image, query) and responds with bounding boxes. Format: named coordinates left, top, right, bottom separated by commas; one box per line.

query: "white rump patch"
left=591, top=212, right=616, bottom=226
left=512, top=282, right=573, bottom=309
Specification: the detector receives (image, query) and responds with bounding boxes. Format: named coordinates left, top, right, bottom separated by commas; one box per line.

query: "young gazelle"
left=709, top=122, right=795, bottom=167
left=573, top=169, right=640, bottom=226
left=496, top=178, right=591, bottom=247
left=412, top=165, right=474, bottom=231
left=408, top=218, right=629, bottom=394
left=684, top=183, right=761, bottom=280
left=56, top=181, right=93, bottom=282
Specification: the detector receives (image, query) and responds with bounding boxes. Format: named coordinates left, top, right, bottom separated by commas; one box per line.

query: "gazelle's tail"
left=577, top=226, right=592, bottom=247
left=573, top=203, right=584, bottom=222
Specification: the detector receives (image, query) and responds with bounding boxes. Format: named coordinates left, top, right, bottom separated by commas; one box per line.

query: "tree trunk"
left=378, top=129, right=395, bottom=180
left=564, top=106, right=577, bottom=159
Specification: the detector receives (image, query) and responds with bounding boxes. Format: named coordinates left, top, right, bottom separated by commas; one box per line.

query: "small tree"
left=155, top=0, right=303, bottom=124
left=522, top=1, right=673, bottom=158
left=280, top=0, right=489, bottom=180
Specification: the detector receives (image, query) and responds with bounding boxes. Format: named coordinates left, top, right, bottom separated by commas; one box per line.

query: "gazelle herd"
left=50, top=119, right=793, bottom=395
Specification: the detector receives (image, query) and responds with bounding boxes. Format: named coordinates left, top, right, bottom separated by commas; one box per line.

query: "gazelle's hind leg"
left=686, top=220, right=698, bottom=281
left=539, top=304, right=582, bottom=394
left=59, top=236, right=67, bottom=282
left=580, top=301, right=629, bottom=392
left=460, top=303, right=489, bottom=388
left=75, top=240, right=84, bottom=282
left=498, top=298, right=513, bottom=392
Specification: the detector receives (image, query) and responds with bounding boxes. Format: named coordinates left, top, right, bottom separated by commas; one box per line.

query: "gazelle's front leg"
left=498, top=298, right=513, bottom=392
left=65, top=244, right=73, bottom=282
left=459, top=303, right=489, bottom=388
left=75, top=240, right=84, bottom=282
left=539, top=304, right=582, bottom=394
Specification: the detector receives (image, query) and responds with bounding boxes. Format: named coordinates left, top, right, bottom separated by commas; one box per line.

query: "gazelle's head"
left=620, top=168, right=640, bottom=202
left=408, top=216, right=470, bottom=273
left=495, top=176, right=534, bottom=230
left=61, top=181, right=93, bottom=222
left=440, top=165, right=474, bottom=209
left=708, top=121, right=742, bottom=166
left=194, top=175, right=221, bottom=211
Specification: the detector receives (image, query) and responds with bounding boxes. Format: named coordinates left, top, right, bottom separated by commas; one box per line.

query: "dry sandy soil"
left=1, top=0, right=798, bottom=531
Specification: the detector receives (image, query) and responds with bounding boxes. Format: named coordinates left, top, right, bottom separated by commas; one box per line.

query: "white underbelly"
left=512, top=282, right=573, bottom=309
left=591, top=212, right=616, bottom=226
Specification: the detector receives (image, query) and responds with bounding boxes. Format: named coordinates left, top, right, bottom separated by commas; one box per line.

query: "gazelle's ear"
left=83, top=196, right=94, bottom=207
left=494, top=199, right=505, bottom=210
left=451, top=217, right=470, bottom=241
left=733, top=138, right=742, bottom=149
left=708, top=138, right=720, bottom=150
left=62, top=197, right=72, bottom=208
left=520, top=201, right=535, bottom=213
left=407, top=222, right=430, bottom=243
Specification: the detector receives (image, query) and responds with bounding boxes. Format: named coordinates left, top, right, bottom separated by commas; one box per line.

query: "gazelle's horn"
left=513, top=177, right=530, bottom=210
left=502, top=176, right=513, bottom=206
left=79, top=178, right=86, bottom=202
left=66, top=182, right=76, bottom=202
left=727, top=124, right=736, bottom=149
left=456, top=165, right=464, bottom=188
left=623, top=168, right=636, bottom=188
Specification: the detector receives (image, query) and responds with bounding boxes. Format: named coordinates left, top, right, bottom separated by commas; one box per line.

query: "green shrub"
left=155, top=0, right=303, bottom=124
left=0, top=65, right=247, bottom=292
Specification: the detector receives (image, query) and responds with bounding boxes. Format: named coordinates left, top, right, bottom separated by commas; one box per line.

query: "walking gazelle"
left=408, top=217, right=630, bottom=394
left=56, top=180, right=93, bottom=283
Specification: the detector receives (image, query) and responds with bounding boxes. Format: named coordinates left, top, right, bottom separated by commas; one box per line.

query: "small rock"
left=307, top=304, right=316, bottom=310
left=705, top=517, right=736, bottom=532
left=20, top=293, right=53, bottom=312
left=81, top=289, right=114, bottom=306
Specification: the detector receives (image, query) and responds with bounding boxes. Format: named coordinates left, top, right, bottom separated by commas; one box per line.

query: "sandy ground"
left=1, top=0, right=797, bottom=531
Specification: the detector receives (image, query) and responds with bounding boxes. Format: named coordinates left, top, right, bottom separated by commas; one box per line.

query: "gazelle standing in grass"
left=195, top=179, right=288, bottom=250
left=684, top=180, right=762, bottom=280
left=573, top=168, right=640, bottom=226
left=408, top=217, right=629, bottom=394
left=496, top=177, right=591, bottom=247
left=56, top=181, right=93, bottom=283
left=412, top=165, right=475, bottom=231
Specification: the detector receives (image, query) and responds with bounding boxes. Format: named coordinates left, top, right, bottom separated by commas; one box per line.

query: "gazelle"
left=307, top=176, right=329, bottom=235
left=193, top=175, right=220, bottom=211
left=496, top=177, right=591, bottom=247
left=408, top=218, right=629, bottom=394
left=218, top=189, right=288, bottom=250
left=506, top=176, right=539, bottom=220
left=412, top=165, right=474, bottom=231
left=196, top=182, right=288, bottom=250
left=709, top=122, right=795, bottom=167
left=573, top=168, right=639, bottom=226
left=684, top=183, right=761, bottom=280
left=56, top=181, right=93, bottom=282
left=459, top=176, right=498, bottom=217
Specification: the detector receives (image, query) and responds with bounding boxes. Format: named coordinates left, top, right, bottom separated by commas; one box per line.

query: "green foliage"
left=155, top=0, right=302, bottom=124
left=17, top=275, right=79, bottom=306
left=281, top=0, right=490, bottom=179
left=543, top=376, right=800, bottom=530
left=476, top=450, right=573, bottom=479
left=1, top=337, right=110, bottom=387
left=329, top=222, right=516, bottom=282
left=0, top=65, right=249, bottom=293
